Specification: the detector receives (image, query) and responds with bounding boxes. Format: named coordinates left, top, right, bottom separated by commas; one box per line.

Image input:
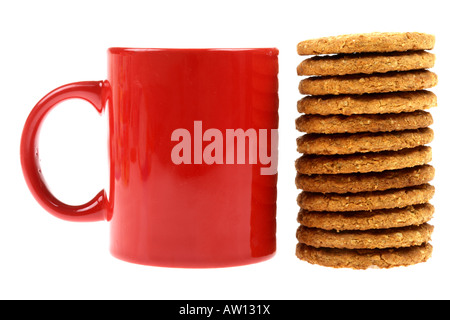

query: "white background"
left=1, top=0, right=449, bottom=300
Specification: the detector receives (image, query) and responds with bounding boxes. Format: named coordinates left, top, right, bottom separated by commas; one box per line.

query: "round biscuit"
left=295, top=146, right=432, bottom=175
left=295, top=165, right=435, bottom=194
left=296, top=243, right=433, bottom=269
left=296, top=110, right=433, bottom=134
left=296, top=223, right=433, bottom=250
left=299, top=70, right=438, bottom=96
left=297, top=51, right=435, bottom=76
left=297, top=128, right=434, bottom=155
left=297, top=32, right=435, bottom=55
left=297, top=90, right=437, bottom=115
left=297, top=203, right=434, bottom=231
left=297, top=184, right=435, bottom=212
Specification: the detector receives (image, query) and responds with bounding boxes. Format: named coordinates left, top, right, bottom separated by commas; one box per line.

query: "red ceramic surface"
left=21, top=48, right=279, bottom=268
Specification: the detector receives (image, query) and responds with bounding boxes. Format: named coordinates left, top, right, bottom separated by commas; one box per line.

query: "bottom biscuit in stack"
left=296, top=243, right=433, bottom=270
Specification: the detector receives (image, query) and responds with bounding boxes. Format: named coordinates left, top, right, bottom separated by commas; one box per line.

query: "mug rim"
left=108, top=47, right=279, bottom=55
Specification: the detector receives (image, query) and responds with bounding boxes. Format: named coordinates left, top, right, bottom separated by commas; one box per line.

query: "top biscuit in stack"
left=295, top=32, right=437, bottom=269
left=297, top=32, right=435, bottom=55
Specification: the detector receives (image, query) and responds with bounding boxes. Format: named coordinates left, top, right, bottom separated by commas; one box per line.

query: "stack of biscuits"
left=294, top=32, right=438, bottom=269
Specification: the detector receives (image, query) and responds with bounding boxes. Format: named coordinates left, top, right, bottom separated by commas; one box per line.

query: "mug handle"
left=20, top=81, right=109, bottom=222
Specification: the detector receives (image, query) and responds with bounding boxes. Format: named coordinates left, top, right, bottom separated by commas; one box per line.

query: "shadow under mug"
left=21, top=48, right=279, bottom=268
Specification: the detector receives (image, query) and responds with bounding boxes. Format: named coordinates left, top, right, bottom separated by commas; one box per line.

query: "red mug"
left=20, top=48, right=279, bottom=268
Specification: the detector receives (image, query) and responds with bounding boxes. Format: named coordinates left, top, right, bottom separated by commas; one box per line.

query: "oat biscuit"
left=297, top=91, right=437, bottom=115
left=297, top=32, right=435, bottom=56
left=296, top=110, right=433, bottom=134
left=295, top=146, right=432, bottom=175
left=296, top=243, right=433, bottom=269
left=299, top=70, right=438, bottom=96
left=297, top=203, right=434, bottom=231
left=297, top=183, right=435, bottom=212
left=295, top=164, right=434, bottom=194
left=297, top=51, right=435, bottom=76
left=297, top=127, right=433, bottom=155
left=296, top=223, right=433, bottom=250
